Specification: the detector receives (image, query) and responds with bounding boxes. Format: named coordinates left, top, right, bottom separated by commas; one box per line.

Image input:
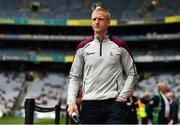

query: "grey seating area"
left=135, top=73, right=180, bottom=101
left=0, top=71, right=69, bottom=115
left=0, top=0, right=179, bottom=21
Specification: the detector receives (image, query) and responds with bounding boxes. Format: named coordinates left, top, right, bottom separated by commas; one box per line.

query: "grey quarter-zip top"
left=67, top=35, right=137, bottom=104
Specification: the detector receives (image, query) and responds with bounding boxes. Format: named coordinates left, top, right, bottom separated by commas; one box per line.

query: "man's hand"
left=168, top=119, right=174, bottom=125
left=115, top=96, right=126, bottom=102
left=67, top=103, right=79, bottom=117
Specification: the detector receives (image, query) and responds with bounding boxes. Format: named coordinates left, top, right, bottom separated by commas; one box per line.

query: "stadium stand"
left=0, top=0, right=179, bottom=21
left=135, top=73, right=180, bottom=98
left=0, top=71, right=68, bottom=116
left=0, top=72, right=25, bottom=114
left=0, top=0, right=179, bottom=123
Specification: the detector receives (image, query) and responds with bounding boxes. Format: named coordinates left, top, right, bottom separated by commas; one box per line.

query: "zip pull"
left=100, top=42, right=102, bottom=56
left=96, top=37, right=104, bottom=57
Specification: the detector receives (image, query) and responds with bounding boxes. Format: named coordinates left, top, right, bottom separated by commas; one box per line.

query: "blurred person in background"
left=126, top=91, right=138, bottom=124
left=166, top=91, right=179, bottom=125
left=147, top=81, right=170, bottom=124
left=67, top=6, right=137, bottom=124
left=137, top=92, right=151, bottom=124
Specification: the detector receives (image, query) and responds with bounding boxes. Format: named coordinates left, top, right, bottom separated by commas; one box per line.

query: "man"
left=67, top=6, right=137, bottom=124
left=166, top=91, right=179, bottom=125
left=147, top=81, right=170, bottom=124
left=138, top=92, right=151, bottom=125
left=126, top=91, right=139, bottom=124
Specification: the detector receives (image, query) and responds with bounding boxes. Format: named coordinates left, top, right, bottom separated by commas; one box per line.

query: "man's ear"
left=108, top=20, right=110, bottom=25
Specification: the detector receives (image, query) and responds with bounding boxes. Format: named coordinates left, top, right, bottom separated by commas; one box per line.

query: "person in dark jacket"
left=139, top=92, right=151, bottom=124
left=147, top=81, right=170, bottom=124
left=166, top=91, right=179, bottom=125
left=126, top=91, right=139, bottom=124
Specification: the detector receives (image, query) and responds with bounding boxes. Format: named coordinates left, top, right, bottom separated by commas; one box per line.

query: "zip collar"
left=94, top=35, right=110, bottom=43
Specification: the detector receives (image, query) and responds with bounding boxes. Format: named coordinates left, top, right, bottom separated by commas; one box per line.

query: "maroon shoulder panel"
left=110, top=36, right=134, bottom=59
left=76, top=36, right=94, bottom=51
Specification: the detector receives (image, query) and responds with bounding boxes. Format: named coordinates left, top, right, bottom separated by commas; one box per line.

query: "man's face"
left=160, top=84, right=169, bottom=93
left=91, top=11, right=110, bottom=34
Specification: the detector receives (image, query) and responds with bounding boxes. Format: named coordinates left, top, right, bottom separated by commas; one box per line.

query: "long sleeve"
left=170, top=101, right=179, bottom=122
left=118, top=47, right=137, bottom=100
left=147, top=95, right=160, bottom=120
left=67, top=48, right=84, bottom=104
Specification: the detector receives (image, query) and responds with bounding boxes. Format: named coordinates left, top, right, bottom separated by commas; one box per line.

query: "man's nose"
left=95, top=19, right=99, bottom=24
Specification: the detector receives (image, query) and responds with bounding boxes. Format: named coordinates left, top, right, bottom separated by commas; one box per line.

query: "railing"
left=24, top=98, right=70, bottom=125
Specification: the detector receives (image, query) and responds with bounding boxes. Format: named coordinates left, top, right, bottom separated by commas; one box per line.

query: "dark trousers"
left=158, top=116, right=169, bottom=124
left=81, top=98, right=127, bottom=124
left=141, top=117, right=148, bottom=124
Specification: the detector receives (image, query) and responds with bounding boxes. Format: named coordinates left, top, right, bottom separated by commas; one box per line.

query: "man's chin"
left=94, top=30, right=102, bottom=34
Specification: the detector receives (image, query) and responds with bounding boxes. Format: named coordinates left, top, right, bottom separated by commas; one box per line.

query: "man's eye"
left=99, top=18, right=104, bottom=21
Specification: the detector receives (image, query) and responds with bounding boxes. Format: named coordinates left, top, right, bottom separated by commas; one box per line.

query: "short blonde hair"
left=92, top=6, right=111, bottom=21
